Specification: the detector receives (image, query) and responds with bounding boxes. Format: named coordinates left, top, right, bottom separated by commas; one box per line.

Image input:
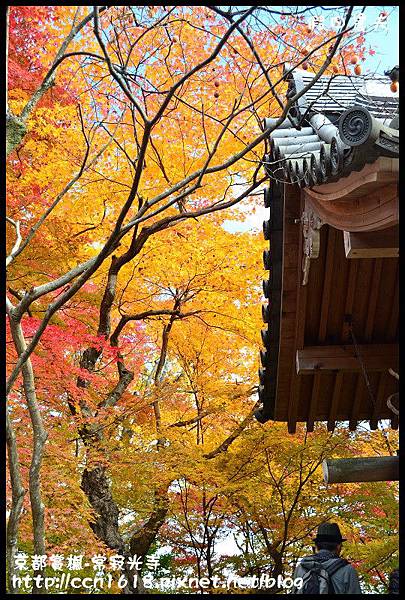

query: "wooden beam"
left=370, top=372, right=387, bottom=430
left=341, top=261, right=358, bottom=343
left=364, top=258, right=383, bottom=341
left=327, top=372, right=344, bottom=432
left=305, top=182, right=398, bottom=233
left=287, top=191, right=307, bottom=434
left=387, top=265, right=399, bottom=340
left=323, top=456, right=399, bottom=484
left=288, top=284, right=307, bottom=432
left=308, top=158, right=398, bottom=202
left=296, top=344, right=398, bottom=374
left=307, top=373, right=321, bottom=432
left=318, top=227, right=336, bottom=342
left=349, top=375, right=365, bottom=431
left=306, top=227, right=334, bottom=432
left=343, top=226, right=399, bottom=259
left=288, top=376, right=300, bottom=434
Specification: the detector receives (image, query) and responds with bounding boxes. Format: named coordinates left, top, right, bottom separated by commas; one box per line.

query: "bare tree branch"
left=6, top=217, right=22, bottom=267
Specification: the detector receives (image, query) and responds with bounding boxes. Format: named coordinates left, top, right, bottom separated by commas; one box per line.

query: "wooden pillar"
left=322, top=456, right=399, bottom=484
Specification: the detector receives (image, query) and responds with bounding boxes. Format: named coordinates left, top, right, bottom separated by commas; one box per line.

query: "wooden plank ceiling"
left=264, top=185, right=398, bottom=433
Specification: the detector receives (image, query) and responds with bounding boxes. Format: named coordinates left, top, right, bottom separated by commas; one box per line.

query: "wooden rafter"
left=287, top=201, right=307, bottom=433
left=349, top=376, right=365, bottom=431
left=364, top=259, right=383, bottom=341
left=327, top=372, right=344, bottom=432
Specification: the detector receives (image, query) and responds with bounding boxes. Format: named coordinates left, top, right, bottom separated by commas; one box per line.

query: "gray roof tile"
left=263, top=66, right=399, bottom=186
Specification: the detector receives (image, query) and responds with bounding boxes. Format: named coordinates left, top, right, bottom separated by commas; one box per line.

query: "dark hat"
left=313, top=523, right=346, bottom=543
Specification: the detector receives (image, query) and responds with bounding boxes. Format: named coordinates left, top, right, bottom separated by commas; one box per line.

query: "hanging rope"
left=346, top=318, right=398, bottom=422
left=387, top=369, right=399, bottom=417
left=386, top=393, right=399, bottom=416
left=348, top=320, right=376, bottom=408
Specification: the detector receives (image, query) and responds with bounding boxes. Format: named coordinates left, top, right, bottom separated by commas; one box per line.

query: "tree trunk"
left=8, top=313, right=48, bottom=594
left=129, top=488, right=170, bottom=558
left=6, top=412, right=26, bottom=594
left=74, top=260, right=173, bottom=593
left=6, top=113, right=27, bottom=156
left=81, top=465, right=139, bottom=594
left=81, top=465, right=123, bottom=550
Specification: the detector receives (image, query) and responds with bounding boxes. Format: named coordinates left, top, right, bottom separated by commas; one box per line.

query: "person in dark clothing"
left=388, top=569, right=399, bottom=594
left=291, top=523, right=361, bottom=594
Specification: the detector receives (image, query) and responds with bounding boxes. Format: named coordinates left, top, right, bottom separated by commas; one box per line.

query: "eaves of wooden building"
left=255, top=66, right=399, bottom=436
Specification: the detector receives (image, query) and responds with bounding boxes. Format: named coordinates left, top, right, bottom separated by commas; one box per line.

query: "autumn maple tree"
left=6, top=5, right=397, bottom=595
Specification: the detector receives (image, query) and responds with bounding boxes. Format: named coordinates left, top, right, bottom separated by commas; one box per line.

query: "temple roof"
left=256, top=66, right=399, bottom=430
left=263, top=66, right=399, bottom=188
left=286, top=65, right=398, bottom=122
left=256, top=180, right=399, bottom=431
